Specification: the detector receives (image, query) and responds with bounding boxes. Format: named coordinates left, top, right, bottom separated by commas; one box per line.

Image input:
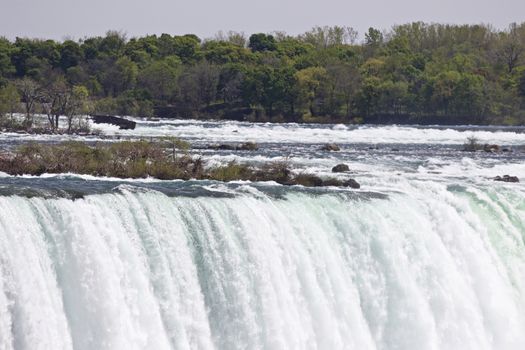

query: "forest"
left=1, top=22, right=525, bottom=127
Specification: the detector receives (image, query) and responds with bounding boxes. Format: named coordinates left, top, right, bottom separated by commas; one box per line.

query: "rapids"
left=0, top=120, right=524, bottom=349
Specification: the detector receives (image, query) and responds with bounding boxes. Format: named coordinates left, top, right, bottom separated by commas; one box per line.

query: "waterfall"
left=0, top=182, right=524, bottom=350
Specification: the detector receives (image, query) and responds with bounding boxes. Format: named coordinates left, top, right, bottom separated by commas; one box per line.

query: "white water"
left=98, top=119, right=525, bottom=145
left=1, top=118, right=524, bottom=349
left=2, top=116, right=525, bottom=145
left=0, top=181, right=524, bottom=350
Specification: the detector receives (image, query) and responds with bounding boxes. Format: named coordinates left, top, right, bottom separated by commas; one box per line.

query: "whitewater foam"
left=2, top=118, right=525, bottom=146
left=0, top=181, right=524, bottom=349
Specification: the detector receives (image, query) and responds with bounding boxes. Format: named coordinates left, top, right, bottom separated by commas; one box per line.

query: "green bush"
left=463, top=136, right=482, bottom=151
left=207, top=161, right=254, bottom=181
left=0, top=141, right=360, bottom=188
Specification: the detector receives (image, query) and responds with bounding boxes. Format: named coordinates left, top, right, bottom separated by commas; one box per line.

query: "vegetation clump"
left=206, top=161, right=254, bottom=182
left=463, top=136, right=483, bottom=151
left=462, top=136, right=511, bottom=153
left=0, top=141, right=360, bottom=188
left=0, top=140, right=202, bottom=179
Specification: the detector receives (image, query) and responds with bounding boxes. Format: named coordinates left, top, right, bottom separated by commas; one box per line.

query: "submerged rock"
left=321, top=143, right=340, bottom=151
left=209, top=142, right=259, bottom=151
left=494, top=175, right=519, bottom=183
left=287, top=173, right=360, bottom=188
left=214, top=144, right=236, bottom=150
left=342, top=179, right=360, bottom=189
left=291, top=174, right=324, bottom=187
left=321, top=178, right=360, bottom=188
left=238, top=142, right=258, bottom=151
left=332, top=164, right=350, bottom=172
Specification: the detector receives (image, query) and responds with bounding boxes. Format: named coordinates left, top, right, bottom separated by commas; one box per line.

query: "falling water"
left=0, top=179, right=523, bottom=350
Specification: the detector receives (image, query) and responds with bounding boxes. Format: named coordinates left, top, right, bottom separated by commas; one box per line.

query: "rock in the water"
left=209, top=142, right=258, bottom=151
left=332, top=164, right=350, bottom=172
left=238, top=142, right=258, bottom=151
left=494, top=175, right=519, bottom=183
left=321, top=143, right=340, bottom=151
left=291, top=174, right=324, bottom=187
left=90, top=115, right=136, bottom=130
left=290, top=174, right=360, bottom=188
left=342, top=179, right=360, bottom=188
left=322, top=178, right=360, bottom=188
left=215, top=144, right=236, bottom=150
left=484, top=144, right=500, bottom=153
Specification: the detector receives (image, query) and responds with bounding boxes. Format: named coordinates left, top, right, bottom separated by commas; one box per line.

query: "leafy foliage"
left=1, top=23, right=525, bottom=124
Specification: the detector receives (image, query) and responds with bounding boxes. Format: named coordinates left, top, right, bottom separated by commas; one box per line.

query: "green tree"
left=377, top=80, right=410, bottom=115
left=202, top=41, right=253, bottom=64
left=295, top=67, right=327, bottom=116
left=138, top=57, right=180, bottom=100
left=177, top=61, right=220, bottom=113
left=519, top=70, right=525, bottom=97
left=59, top=40, right=83, bottom=70
left=99, top=31, right=126, bottom=57
left=100, top=56, right=138, bottom=96
left=0, top=38, right=15, bottom=82
left=0, top=82, right=20, bottom=119
left=158, top=34, right=201, bottom=63
left=217, top=64, right=245, bottom=104
left=248, top=34, right=277, bottom=52
left=11, top=38, right=60, bottom=76
left=355, top=76, right=382, bottom=116
left=428, top=70, right=485, bottom=118
left=324, top=63, right=361, bottom=117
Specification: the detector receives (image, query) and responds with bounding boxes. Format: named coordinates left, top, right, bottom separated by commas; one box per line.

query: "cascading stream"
left=0, top=181, right=524, bottom=350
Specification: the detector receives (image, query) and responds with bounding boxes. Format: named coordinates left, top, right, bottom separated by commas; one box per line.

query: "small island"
left=0, top=140, right=360, bottom=188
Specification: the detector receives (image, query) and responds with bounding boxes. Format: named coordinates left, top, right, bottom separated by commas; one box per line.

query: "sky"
left=1, top=0, right=524, bottom=41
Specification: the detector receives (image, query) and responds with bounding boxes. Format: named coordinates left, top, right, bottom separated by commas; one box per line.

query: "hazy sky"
left=1, top=0, right=524, bottom=41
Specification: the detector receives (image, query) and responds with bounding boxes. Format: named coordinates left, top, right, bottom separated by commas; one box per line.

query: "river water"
left=0, top=119, right=524, bottom=349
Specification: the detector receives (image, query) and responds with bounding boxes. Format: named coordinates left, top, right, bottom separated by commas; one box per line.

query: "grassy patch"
left=0, top=140, right=360, bottom=188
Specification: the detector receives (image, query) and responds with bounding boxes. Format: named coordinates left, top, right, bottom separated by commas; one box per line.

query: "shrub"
left=255, top=160, right=292, bottom=183
left=0, top=141, right=360, bottom=188
left=463, top=136, right=482, bottom=151
left=207, top=161, right=254, bottom=181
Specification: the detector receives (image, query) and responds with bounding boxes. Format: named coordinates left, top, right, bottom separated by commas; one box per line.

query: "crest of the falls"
left=0, top=180, right=524, bottom=350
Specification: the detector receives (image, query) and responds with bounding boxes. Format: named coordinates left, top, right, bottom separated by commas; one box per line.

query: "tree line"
left=1, top=22, right=525, bottom=127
